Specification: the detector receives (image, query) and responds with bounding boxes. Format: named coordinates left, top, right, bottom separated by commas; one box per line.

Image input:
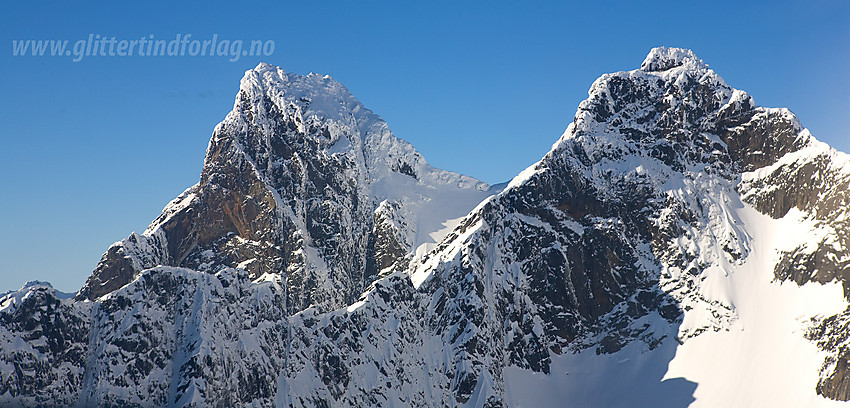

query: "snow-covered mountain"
left=75, top=63, right=496, bottom=312
left=2, top=48, right=849, bottom=407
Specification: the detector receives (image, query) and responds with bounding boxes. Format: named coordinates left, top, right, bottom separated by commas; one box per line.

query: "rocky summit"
left=2, top=47, right=849, bottom=407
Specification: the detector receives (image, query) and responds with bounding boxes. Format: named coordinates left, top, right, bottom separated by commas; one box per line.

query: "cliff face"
left=2, top=48, right=849, bottom=407
left=76, top=63, right=494, bottom=314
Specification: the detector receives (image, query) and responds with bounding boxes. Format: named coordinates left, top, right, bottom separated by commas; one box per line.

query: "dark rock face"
left=2, top=48, right=850, bottom=406
left=807, top=308, right=850, bottom=401
left=77, top=243, right=144, bottom=301
left=366, top=200, right=412, bottom=281
left=719, top=109, right=809, bottom=173
left=77, top=231, right=170, bottom=301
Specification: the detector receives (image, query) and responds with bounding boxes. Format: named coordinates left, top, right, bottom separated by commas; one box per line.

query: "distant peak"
left=21, top=280, right=53, bottom=290
left=640, top=47, right=706, bottom=72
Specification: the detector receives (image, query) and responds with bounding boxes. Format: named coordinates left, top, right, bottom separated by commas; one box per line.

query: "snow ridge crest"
left=640, top=46, right=707, bottom=72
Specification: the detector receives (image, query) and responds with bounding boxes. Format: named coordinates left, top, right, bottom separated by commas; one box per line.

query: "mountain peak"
left=233, top=63, right=357, bottom=125
left=240, top=62, right=342, bottom=96
left=640, top=47, right=706, bottom=72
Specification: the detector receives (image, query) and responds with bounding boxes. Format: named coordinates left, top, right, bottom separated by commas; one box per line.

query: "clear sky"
left=1, top=1, right=848, bottom=293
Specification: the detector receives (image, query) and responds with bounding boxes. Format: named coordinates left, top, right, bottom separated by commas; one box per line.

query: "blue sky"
left=1, top=1, right=849, bottom=293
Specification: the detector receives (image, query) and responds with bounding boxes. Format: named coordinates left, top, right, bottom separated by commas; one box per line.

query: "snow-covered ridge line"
left=391, top=46, right=850, bottom=406
left=744, top=134, right=850, bottom=182
left=229, top=62, right=490, bottom=191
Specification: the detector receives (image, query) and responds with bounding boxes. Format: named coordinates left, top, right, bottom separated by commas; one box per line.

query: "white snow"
left=662, top=202, right=847, bottom=408
left=504, top=333, right=695, bottom=408
left=368, top=171, right=496, bottom=251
